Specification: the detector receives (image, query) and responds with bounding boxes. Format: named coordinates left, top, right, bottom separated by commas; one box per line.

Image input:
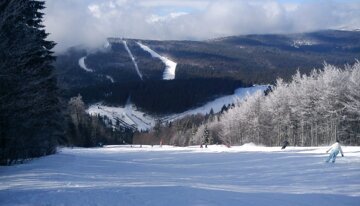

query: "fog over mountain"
left=44, top=0, right=360, bottom=52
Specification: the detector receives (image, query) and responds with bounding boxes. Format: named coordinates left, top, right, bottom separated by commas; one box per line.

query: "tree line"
left=216, top=62, right=360, bottom=146
left=135, top=63, right=360, bottom=147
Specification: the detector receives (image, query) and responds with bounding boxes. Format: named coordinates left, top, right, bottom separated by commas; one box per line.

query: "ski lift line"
left=122, top=40, right=143, bottom=80
left=114, top=117, right=137, bottom=131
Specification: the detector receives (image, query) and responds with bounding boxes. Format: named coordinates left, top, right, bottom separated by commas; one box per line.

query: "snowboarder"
left=325, top=140, right=344, bottom=163
left=281, top=140, right=289, bottom=150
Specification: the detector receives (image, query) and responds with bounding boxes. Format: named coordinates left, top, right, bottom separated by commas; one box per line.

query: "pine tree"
left=0, top=0, right=61, bottom=165
left=203, top=125, right=209, bottom=145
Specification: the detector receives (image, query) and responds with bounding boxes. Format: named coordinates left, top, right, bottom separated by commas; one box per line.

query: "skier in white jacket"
left=325, top=140, right=344, bottom=163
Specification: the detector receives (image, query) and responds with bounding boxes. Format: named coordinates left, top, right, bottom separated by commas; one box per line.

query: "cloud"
left=43, top=0, right=360, bottom=53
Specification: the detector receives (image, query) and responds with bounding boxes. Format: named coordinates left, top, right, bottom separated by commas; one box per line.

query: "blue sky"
left=44, top=0, right=360, bottom=52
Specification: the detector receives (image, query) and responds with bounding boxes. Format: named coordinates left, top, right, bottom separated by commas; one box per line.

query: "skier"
left=281, top=140, right=289, bottom=150
left=325, top=140, right=344, bottom=163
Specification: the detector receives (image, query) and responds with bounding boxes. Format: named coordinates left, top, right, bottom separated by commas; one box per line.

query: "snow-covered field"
left=1, top=145, right=359, bottom=206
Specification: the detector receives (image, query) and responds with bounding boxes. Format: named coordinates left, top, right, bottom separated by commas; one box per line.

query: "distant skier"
left=281, top=140, right=289, bottom=150
left=325, top=140, right=344, bottom=163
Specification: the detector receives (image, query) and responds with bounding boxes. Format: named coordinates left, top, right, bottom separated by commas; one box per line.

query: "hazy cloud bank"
left=43, top=0, right=360, bottom=52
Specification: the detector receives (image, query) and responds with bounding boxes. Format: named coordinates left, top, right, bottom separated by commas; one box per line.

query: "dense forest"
left=0, top=0, right=62, bottom=165
left=135, top=63, right=360, bottom=146
left=69, top=78, right=246, bottom=114
left=0, top=0, right=130, bottom=165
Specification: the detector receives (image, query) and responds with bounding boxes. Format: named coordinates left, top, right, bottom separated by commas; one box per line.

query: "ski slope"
left=78, top=56, right=94, bottom=72
left=105, top=75, right=115, bottom=83
left=122, top=40, right=143, bottom=80
left=87, top=101, right=154, bottom=131
left=87, top=85, right=268, bottom=130
left=1, top=145, right=359, bottom=206
left=137, top=42, right=177, bottom=80
left=163, top=85, right=268, bottom=122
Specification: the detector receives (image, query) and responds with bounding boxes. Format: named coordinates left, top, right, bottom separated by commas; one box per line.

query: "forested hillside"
left=135, top=62, right=360, bottom=146
left=201, top=62, right=360, bottom=146
left=55, top=30, right=360, bottom=114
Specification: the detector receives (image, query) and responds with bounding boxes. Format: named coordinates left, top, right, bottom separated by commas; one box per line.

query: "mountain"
left=55, top=30, right=360, bottom=115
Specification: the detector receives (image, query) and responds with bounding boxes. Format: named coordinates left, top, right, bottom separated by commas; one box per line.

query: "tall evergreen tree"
left=0, top=0, right=61, bottom=165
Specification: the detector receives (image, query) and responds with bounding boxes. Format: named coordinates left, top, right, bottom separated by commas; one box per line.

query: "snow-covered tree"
left=215, top=62, right=360, bottom=146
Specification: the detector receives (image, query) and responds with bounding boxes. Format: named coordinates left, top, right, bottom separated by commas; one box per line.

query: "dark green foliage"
left=67, top=79, right=246, bottom=114
left=0, top=0, right=62, bottom=165
left=66, top=95, right=133, bottom=147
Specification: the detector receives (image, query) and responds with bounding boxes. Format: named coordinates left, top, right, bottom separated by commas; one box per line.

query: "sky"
left=43, top=0, right=360, bottom=52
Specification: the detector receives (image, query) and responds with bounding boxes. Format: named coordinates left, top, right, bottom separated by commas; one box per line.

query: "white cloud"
left=147, top=12, right=188, bottom=23
left=43, top=0, right=360, bottom=53
left=88, top=4, right=102, bottom=18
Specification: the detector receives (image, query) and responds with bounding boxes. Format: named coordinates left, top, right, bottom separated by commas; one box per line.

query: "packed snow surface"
left=78, top=57, right=93, bottom=72
left=87, top=85, right=268, bottom=130
left=137, top=42, right=177, bottom=80
left=122, top=40, right=143, bottom=80
left=87, top=101, right=154, bottom=131
left=1, top=145, right=360, bottom=206
left=105, top=75, right=114, bottom=83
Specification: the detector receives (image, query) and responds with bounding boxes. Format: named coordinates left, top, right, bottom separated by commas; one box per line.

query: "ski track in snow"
left=122, top=40, right=143, bottom=80
left=137, top=42, right=177, bottom=80
left=105, top=75, right=114, bottom=83
left=78, top=57, right=94, bottom=72
left=1, top=145, right=360, bottom=206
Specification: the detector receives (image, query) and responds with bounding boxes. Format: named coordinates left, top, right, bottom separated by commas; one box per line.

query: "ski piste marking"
left=78, top=56, right=94, bottom=72
left=136, top=42, right=177, bottom=80
left=122, top=40, right=143, bottom=80
left=106, top=75, right=115, bottom=83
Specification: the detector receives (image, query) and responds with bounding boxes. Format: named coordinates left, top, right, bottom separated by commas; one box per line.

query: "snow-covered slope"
left=105, top=75, right=114, bottom=83
left=88, top=101, right=154, bottom=131
left=78, top=56, right=94, bottom=72
left=163, top=85, right=268, bottom=122
left=122, top=40, right=143, bottom=80
left=87, top=85, right=268, bottom=131
left=1, top=145, right=359, bottom=206
left=137, top=42, right=177, bottom=80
